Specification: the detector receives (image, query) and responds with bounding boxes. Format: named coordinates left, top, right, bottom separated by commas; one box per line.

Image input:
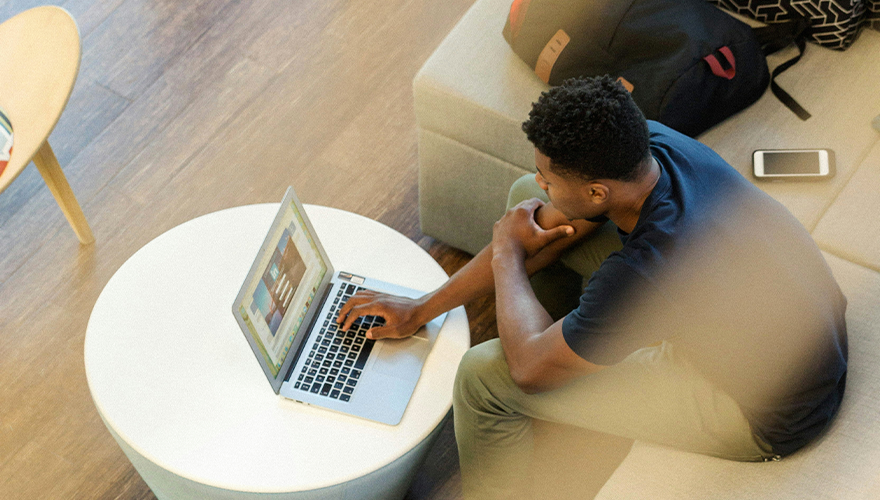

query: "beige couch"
left=414, top=0, right=880, bottom=497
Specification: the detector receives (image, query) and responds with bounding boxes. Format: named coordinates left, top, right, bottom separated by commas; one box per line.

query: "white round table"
left=84, top=204, right=470, bottom=499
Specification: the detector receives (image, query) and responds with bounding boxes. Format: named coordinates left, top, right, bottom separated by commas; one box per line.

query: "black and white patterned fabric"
left=709, top=0, right=880, bottom=50
left=870, top=1, right=880, bottom=31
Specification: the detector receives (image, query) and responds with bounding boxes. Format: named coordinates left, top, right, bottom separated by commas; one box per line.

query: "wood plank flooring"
left=0, top=0, right=493, bottom=498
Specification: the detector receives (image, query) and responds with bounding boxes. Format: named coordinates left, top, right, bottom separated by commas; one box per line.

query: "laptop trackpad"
left=371, top=336, right=429, bottom=379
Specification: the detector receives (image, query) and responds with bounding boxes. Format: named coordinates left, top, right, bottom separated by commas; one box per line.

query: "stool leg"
left=33, top=140, right=95, bottom=245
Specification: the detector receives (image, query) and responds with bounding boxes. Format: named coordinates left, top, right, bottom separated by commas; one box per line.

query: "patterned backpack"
left=708, top=0, right=880, bottom=50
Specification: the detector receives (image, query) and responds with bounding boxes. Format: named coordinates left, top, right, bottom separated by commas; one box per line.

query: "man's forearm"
left=491, top=247, right=604, bottom=393
left=413, top=236, right=577, bottom=327
left=412, top=243, right=497, bottom=326
left=491, top=250, right=554, bottom=378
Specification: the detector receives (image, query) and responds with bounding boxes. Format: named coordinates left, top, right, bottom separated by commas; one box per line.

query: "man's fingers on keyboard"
left=341, top=303, right=378, bottom=331
left=337, top=294, right=369, bottom=324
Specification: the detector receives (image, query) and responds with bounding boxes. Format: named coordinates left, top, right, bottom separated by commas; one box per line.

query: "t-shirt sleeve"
left=561, top=257, right=667, bottom=365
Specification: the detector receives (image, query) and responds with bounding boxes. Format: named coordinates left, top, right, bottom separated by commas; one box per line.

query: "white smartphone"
left=752, top=149, right=835, bottom=181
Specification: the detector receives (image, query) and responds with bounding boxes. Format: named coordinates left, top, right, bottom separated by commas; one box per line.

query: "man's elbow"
left=509, top=367, right=551, bottom=395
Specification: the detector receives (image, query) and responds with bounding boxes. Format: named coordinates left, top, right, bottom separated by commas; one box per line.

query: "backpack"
left=708, top=0, right=879, bottom=50
left=503, top=0, right=802, bottom=137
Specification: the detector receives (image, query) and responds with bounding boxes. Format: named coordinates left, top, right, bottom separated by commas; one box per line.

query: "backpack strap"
left=769, top=37, right=811, bottom=120
left=752, top=16, right=812, bottom=121
left=704, top=46, right=736, bottom=80
left=753, top=16, right=811, bottom=56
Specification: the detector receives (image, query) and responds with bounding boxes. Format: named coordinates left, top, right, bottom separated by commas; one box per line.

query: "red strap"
left=508, top=0, right=532, bottom=42
left=703, top=46, right=736, bottom=80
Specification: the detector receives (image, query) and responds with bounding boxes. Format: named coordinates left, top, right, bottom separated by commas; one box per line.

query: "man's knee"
left=507, top=173, right=548, bottom=209
left=453, top=339, right=512, bottom=410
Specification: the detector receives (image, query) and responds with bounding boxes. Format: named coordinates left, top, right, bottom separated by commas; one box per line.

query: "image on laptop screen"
left=237, top=200, right=327, bottom=376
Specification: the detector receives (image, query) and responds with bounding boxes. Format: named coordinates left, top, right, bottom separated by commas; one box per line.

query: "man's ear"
left=587, top=182, right=610, bottom=204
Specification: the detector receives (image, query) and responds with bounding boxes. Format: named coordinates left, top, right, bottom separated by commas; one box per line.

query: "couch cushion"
left=413, top=0, right=547, bottom=170
left=595, top=252, right=880, bottom=499
left=418, top=129, right=530, bottom=254
left=698, top=29, right=880, bottom=231
left=813, top=140, right=880, bottom=272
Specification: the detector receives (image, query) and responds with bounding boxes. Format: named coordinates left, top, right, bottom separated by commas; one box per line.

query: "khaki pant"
left=452, top=175, right=775, bottom=500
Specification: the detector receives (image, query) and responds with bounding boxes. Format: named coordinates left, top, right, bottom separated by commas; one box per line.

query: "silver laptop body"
left=232, top=187, right=445, bottom=425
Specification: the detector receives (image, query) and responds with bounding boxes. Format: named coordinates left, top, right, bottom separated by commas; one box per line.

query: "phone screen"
left=762, top=151, right=821, bottom=175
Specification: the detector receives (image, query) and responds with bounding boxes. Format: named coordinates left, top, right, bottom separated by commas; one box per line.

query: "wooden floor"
left=0, top=0, right=503, bottom=498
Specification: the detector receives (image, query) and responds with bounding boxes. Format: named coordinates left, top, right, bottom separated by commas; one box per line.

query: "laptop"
left=231, top=187, right=446, bottom=425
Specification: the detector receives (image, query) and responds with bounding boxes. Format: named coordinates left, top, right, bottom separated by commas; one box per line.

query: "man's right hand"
left=336, top=290, right=426, bottom=340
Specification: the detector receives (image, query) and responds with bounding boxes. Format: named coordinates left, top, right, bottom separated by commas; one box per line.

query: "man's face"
left=534, top=149, right=606, bottom=221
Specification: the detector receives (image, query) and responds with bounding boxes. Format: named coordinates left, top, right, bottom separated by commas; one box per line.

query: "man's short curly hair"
left=522, top=75, right=650, bottom=182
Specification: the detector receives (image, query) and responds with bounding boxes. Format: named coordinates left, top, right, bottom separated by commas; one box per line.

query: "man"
left=338, top=76, right=847, bottom=499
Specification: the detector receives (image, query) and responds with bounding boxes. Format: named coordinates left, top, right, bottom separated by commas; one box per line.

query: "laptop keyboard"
left=292, top=283, right=383, bottom=402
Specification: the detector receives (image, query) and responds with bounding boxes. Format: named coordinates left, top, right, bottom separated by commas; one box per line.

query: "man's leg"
left=506, top=174, right=622, bottom=320
left=465, top=174, right=772, bottom=499
left=454, top=339, right=774, bottom=500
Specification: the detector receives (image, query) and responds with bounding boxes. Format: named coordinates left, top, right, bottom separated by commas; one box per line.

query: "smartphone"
left=752, top=149, right=835, bottom=181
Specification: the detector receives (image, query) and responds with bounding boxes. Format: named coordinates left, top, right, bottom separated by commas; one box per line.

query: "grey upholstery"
left=414, top=0, right=546, bottom=254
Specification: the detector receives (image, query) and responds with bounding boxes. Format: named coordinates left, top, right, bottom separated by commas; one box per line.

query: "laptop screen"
left=236, top=196, right=328, bottom=377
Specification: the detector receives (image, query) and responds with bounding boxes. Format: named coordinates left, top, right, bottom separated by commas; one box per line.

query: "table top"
left=0, top=6, right=80, bottom=192
left=84, top=204, right=470, bottom=493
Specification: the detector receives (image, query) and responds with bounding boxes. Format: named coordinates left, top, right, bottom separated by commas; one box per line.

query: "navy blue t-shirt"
left=561, top=121, right=847, bottom=456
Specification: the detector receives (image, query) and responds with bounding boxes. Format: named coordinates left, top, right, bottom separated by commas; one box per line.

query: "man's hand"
left=336, top=290, right=425, bottom=340
left=493, top=198, right=575, bottom=261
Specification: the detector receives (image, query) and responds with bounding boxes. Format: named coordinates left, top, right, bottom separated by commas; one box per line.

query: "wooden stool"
left=0, top=6, right=94, bottom=244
